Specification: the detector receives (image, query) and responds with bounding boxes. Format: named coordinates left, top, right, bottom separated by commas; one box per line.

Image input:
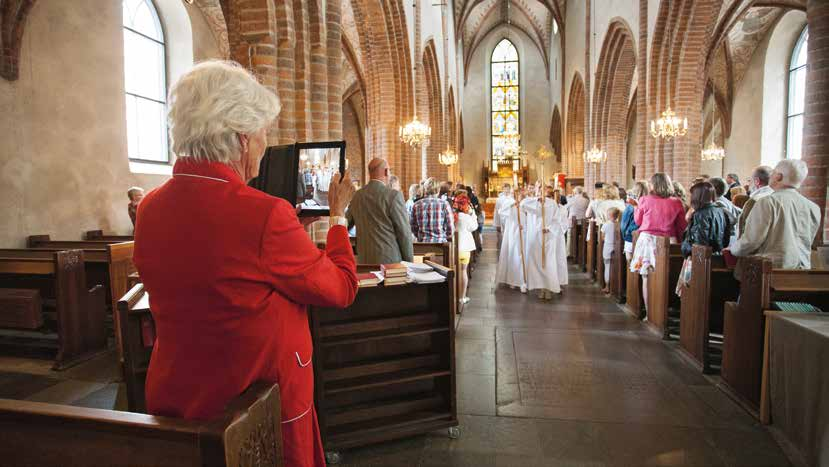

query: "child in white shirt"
left=601, top=208, right=622, bottom=293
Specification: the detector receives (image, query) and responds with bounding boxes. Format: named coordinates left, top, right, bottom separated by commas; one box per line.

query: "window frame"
left=785, top=26, right=808, bottom=161
left=490, top=38, right=520, bottom=170
left=123, top=0, right=170, bottom=165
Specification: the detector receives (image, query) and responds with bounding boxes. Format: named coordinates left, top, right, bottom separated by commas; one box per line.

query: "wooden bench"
left=585, top=220, right=597, bottom=280
left=0, top=250, right=107, bottom=369
left=84, top=230, right=135, bottom=242
left=27, top=235, right=117, bottom=249
left=721, top=256, right=829, bottom=414
left=578, top=219, right=588, bottom=272
left=309, top=261, right=458, bottom=454
left=678, top=245, right=738, bottom=373
left=117, top=283, right=153, bottom=412
left=569, top=217, right=583, bottom=263
left=0, top=381, right=283, bottom=466
left=608, top=221, right=625, bottom=303
left=1, top=242, right=135, bottom=356
left=625, top=231, right=644, bottom=319
left=596, top=227, right=606, bottom=289
left=644, top=236, right=683, bottom=339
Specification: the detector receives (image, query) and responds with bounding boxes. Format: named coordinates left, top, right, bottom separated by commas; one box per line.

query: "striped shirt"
left=410, top=196, right=455, bottom=243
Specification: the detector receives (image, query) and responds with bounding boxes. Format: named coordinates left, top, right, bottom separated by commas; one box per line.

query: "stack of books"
left=381, top=263, right=409, bottom=286
left=357, top=272, right=381, bottom=288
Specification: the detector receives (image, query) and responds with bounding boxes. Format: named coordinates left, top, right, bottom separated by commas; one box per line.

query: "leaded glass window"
left=786, top=27, right=807, bottom=160
left=491, top=39, right=519, bottom=167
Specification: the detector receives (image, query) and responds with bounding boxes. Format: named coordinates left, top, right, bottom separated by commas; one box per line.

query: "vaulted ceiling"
left=455, top=0, right=564, bottom=81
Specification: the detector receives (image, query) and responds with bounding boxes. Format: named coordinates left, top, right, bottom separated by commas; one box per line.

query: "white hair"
left=168, top=60, right=281, bottom=164
left=774, top=159, right=809, bottom=188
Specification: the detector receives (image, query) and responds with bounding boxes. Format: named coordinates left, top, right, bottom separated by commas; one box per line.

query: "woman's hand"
left=328, top=172, right=355, bottom=217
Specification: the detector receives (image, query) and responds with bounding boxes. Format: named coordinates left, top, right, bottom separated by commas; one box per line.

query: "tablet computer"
left=250, top=141, right=347, bottom=217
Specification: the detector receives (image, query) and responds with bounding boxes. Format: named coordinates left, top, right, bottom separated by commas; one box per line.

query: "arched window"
left=786, top=27, right=808, bottom=160
left=123, top=0, right=168, bottom=163
left=491, top=39, right=519, bottom=169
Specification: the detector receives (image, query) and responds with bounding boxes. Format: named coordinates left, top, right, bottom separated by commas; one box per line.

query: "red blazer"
left=134, top=159, right=357, bottom=425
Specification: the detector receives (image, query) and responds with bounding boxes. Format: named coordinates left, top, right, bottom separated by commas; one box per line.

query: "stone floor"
left=0, top=231, right=792, bottom=466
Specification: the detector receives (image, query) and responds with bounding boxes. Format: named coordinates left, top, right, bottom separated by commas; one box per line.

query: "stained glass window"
left=123, top=0, right=168, bottom=163
left=491, top=39, right=519, bottom=167
left=786, top=27, right=807, bottom=160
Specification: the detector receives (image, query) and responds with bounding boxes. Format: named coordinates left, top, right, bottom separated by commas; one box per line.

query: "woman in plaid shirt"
left=411, top=178, right=455, bottom=242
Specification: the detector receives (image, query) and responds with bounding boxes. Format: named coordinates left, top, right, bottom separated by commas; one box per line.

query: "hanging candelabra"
left=399, top=0, right=431, bottom=147
left=700, top=141, right=725, bottom=161
left=583, top=145, right=607, bottom=164
left=650, top=106, right=688, bottom=139
left=438, top=147, right=459, bottom=166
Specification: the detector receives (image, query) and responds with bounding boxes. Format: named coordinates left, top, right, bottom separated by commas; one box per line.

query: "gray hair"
left=127, top=186, right=144, bottom=200
left=774, top=159, right=809, bottom=188
left=168, top=60, right=281, bottom=164
left=752, top=165, right=772, bottom=186
left=408, top=183, right=421, bottom=200
left=422, top=177, right=440, bottom=196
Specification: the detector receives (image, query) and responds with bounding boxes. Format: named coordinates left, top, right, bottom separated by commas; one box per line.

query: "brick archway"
left=421, top=39, right=445, bottom=180
left=590, top=19, right=636, bottom=188
left=646, top=0, right=720, bottom=186
left=565, top=72, right=586, bottom=180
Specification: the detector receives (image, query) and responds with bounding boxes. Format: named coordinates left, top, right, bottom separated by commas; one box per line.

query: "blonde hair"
left=607, top=207, right=622, bottom=221
left=629, top=180, right=648, bottom=199
left=650, top=173, right=674, bottom=198
left=408, top=183, right=421, bottom=200
left=422, top=177, right=440, bottom=196
left=603, top=185, right=621, bottom=200
left=168, top=60, right=281, bottom=164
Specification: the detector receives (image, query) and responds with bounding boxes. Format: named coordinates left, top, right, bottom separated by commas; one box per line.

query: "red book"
left=357, top=272, right=380, bottom=287
left=381, top=263, right=408, bottom=277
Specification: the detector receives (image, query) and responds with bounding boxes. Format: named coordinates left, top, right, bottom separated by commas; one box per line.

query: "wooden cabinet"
left=309, top=262, right=458, bottom=452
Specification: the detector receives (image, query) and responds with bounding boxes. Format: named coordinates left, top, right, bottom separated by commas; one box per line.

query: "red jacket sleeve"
left=260, top=200, right=358, bottom=309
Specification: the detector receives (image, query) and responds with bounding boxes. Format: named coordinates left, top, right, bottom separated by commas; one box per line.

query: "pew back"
left=84, top=230, right=135, bottom=242
left=609, top=221, right=625, bottom=302
left=646, top=236, right=683, bottom=339
left=625, top=231, right=643, bottom=319
left=118, top=284, right=153, bottom=413
left=578, top=219, right=588, bottom=272
left=0, top=382, right=283, bottom=467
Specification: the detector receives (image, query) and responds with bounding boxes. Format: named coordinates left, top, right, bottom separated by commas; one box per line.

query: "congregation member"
left=630, top=173, right=687, bottom=319
left=406, top=183, right=422, bottom=219
left=494, top=183, right=514, bottom=248
left=133, top=61, right=358, bottom=467
left=496, top=189, right=526, bottom=291
left=730, top=186, right=749, bottom=209
left=454, top=193, right=479, bottom=307
left=522, top=186, right=569, bottom=299
left=600, top=207, right=622, bottom=293
left=728, top=159, right=821, bottom=273
left=127, top=186, right=145, bottom=227
left=466, top=185, right=485, bottom=252
left=346, top=158, right=413, bottom=264
left=388, top=175, right=401, bottom=193
left=710, top=177, right=742, bottom=231
left=737, top=165, right=773, bottom=237
left=587, top=184, right=626, bottom=226
left=724, top=173, right=741, bottom=200
left=672, top=181, right=689, bottom=211
left=411, top=178, right=455, bottom=243
left=680, top=182, right=730, bottom=258
left=567, top=186, right=590, bottom=220
left=621, top=181, right=648, bottom=260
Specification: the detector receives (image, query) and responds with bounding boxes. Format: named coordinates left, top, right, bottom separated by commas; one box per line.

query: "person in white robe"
left=494, top=184, right=513, bottom=249
left=495, top=193, right=527, bottom=292
left=522, top=189, right=569, bottom=299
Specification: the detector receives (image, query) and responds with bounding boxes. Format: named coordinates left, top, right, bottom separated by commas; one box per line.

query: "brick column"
left=637, top=0, right=648, bottom=182
left=804, top=0, right=829, bottom=243
left=585, top=0, right=593, bottom=192
left=326, top=0, right=343, bottom=139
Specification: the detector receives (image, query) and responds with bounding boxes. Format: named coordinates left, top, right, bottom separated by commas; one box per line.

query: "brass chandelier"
left=399, top=117, right=432, bottom=147
left=583, top=145, right=607, bottom=164
left=700, top=141, right=725, bottom=161
left=650, top=107, right=688, bottom=139
left=438, top=147, right=459, bottom=166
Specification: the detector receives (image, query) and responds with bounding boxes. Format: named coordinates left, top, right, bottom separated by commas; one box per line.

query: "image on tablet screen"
left=296, top=147, right=341, bottom=211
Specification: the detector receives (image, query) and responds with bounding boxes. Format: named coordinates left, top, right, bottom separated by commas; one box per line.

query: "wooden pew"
left=678, top=245, right=738, bottom=373
left=568, top=217, right=582, bottom=263
left=578, top=219, right=588, bottom=272
left=27, top=235, right=116, bottom=249
left=585, top=220, right=597, bottom=280
left=0, top=251, right=107, bottom=369
left=596, top=228, right=606, bottom=289
left=309, top=261, right=458, bottom=455
left=84, top=230, right=134, bottom=242
left=0, top=381, right=283, bottom=466
left=117, top=283, right=153, bottom=412
left=721, top=256, right=829, bottom=413
left=644, top=236, right=683, bottom=339
left=625, top=231, right=644, bottom=319
left=1, top=243, right=136, bottom=356
left=608, top=221, right=625, bottom=303
left=413, top=242, right=452, bottom=269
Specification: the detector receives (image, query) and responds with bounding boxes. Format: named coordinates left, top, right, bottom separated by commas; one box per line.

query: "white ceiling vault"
left=455, top=0, right=564, bottom=81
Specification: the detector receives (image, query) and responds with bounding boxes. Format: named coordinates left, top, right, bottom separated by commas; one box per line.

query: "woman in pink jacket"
left=630, top=173, right=687, bottom=320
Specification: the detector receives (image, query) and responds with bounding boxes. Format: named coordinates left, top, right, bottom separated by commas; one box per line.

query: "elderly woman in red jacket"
left=133, top=61, right=358, bottom=467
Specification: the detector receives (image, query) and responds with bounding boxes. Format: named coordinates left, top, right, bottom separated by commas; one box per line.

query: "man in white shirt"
left=737, top=165, right=773, bottom=237
left=494, top=184, right=513, bottom=249
left=729, top=159, right=820, bottom=276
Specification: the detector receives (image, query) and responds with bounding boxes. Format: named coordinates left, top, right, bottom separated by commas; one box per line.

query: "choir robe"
left=134, top=160, right=359, bottom=467
left=522, top=197, right=569, bottom=293
left=495, top=198, right=527, bottom=288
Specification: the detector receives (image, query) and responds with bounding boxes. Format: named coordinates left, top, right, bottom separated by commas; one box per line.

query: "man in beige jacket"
left=346, top=158, right=414, bottom=264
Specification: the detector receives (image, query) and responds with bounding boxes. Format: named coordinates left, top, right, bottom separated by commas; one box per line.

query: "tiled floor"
left=0, top=231, right=792, bottom=466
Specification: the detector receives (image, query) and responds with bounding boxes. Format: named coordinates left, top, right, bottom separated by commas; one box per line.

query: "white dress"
left=522, top=198, right=569, bottom=293
left=495, top=199, right=527, bottom=288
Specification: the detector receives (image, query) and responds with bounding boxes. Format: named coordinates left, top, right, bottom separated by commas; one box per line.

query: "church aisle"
left=342, top=230, right=791, bottom=467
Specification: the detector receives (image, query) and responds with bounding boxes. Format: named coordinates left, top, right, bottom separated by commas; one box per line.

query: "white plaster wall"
left=460, top=26, right=551, bottom=188
left=591, top=0, right=638, bottom=78
left=0, top=0, right=219, bottom=247
left=564, top=0, right=586, bottom=124
left=549, top=26, right=563, bottom=112
left=762, top=10, right=807, bottom=166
